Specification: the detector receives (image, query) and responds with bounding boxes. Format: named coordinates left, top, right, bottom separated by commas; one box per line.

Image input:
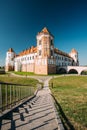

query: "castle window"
left=39, top=50, right=42, bottom=55
left=39, top=40, right=41, bottom=45
left=32, top=56, right=34, bottom=59
left=75, top=55, right=77, bottom=58
left=51, top=40, right=53, bottom=45
left=11, top=58, right=14, bottom=61
left=27, top=57, right=29, bottom=60
left=51, top=50, right=53, bottom=56
left=59, top=57, right=61, bottom=60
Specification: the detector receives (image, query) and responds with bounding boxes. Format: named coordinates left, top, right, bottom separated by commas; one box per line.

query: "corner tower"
left=5, top=48, right=15, bottom=71
left=37, top=27, right=54, bottom=58
left=69, top=49, right=79, bottom=66
left=35, top=27, right=56, bottom=74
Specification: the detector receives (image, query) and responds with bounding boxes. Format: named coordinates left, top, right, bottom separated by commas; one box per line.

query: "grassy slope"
left=0, top=75, right=39, bottom=110
left=0, top=75, right=38, bottom=86
left=13, top=71, right=47, bottom=76
left=50, top=76, right=87, bottom=130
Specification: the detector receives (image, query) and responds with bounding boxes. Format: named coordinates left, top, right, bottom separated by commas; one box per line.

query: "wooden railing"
left=0, top=82, right=35, bottom=113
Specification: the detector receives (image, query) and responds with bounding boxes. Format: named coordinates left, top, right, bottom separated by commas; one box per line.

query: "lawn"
left=13, top=71, right=47, bottom=76
left=0, top=75, right=39, bottom=111
left=0, top=75, right=38, bottom=86
left=13, top=71, right=35, bottom=76
left=49, top=76, right=87, bottom=130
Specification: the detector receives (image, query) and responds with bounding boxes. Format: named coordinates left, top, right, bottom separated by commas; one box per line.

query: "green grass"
left=0, top=75, right=39, bottom=111
left=49, top=76, right=87, bottom=130
left=14, top=71, right=35, bottom=76
left=48, top=73, right=64, bottom=76
left=13, top=71, right=47, bottom=76
left=9, top=71, right=63, bottom=76
left=0, top=75, right=39, bottom=86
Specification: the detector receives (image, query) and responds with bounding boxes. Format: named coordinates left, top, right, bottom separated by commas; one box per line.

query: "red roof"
left=17, top=46, right=37, bottom=57
left=71, top=48, right=77, bottom=53
left=54, top=48, right=72, bottom=58
left=37, top=27, right=54, bottom=37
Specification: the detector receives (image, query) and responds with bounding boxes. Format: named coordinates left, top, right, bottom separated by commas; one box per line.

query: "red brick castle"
left=5, top=27, right=79, bottom=74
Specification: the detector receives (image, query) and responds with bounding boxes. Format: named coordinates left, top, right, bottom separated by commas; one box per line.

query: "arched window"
left=51, top=50, right=53, bottom=56
left=51, top=40, right=53, bottom=45
left=39, top=40, right=41, bottom=45
left=39, top=50, right=42, bottom=55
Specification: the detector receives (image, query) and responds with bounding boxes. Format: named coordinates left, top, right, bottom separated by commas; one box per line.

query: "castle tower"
left=35, top=27, right=56, bottom=74
left=36, top=27, right=54, bottom=58
left=69, top=48, right=79, bottom=66
left=5, top=48, right=15, bottom=71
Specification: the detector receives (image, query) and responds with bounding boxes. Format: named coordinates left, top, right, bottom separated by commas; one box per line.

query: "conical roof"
left=37, top=27, right=54, bottom=37
left=41, top=27, right=50, bottom=34
left=71, top=48, right=77, bottom=53
left=8, top=48, right=14, bottom=53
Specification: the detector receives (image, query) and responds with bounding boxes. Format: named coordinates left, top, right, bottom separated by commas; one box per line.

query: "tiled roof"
left=17, top=46, right=37, bottom=57
left=41, top=27, right=50, bottom=34
left=71, top=48, right=77, bottom=53
left=37, top=27, right=54, bottom=37
left=54, top=48, right=72, bottom=58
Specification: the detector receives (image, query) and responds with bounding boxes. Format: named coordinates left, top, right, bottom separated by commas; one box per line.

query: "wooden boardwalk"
left=0, top=76, right=64, bottom=130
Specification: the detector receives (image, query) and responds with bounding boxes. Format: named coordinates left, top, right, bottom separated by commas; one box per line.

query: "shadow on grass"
left=52, top=94, right=75, bottom=130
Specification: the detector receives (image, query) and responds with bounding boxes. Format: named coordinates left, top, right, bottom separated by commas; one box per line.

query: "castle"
left=5, top=27, right=79, bottom=74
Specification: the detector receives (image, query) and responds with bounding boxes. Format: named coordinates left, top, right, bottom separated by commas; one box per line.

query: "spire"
left=8, top=48, right=14, bottom=53
left=37, top=27, right=54, bottom=38
left=71, top=48, right=77, bottom=54
left=41, top=27, right=50, bottom=34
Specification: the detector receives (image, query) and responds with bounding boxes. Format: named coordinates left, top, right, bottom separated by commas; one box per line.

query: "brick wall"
left=35, top=64, right=48, bottom=75
left=22, top=63, right=34, bottom=72
left=5, top=65, right=14, bottom=71
left=48, top=65, right=56, bottom=74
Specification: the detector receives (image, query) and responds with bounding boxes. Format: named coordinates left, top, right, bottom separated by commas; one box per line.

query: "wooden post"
left=51, top=82, right=53, bottom=88
left=15, top=86, right=16, bottom=104
left=13, top=85, right=15, bottom=105
left=10, top=85, right=12, bottom=108
left=18, top=86, right=20, bottom=101
left=6, top=85, right=8, bottom=109
left=0, top=84, right=2, bottom=112
left=19, top=87, right=21, bottom=100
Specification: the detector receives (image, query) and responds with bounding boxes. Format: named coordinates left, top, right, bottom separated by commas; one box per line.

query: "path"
left=8, top=72, right=52, bottom=83
left=0, top=74, right=64, bottom=130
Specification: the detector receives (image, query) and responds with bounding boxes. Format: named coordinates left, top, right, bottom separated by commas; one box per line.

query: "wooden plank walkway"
left=0, top=76, right=64, bottom=130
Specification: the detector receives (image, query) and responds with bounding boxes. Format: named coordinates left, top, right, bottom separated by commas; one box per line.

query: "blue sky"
left=0, top=0, right=87, bottom=66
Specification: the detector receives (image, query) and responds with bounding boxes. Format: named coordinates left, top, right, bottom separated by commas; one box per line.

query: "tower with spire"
left=69, top=48, right=79, bottom=66
left=5, top=48, right=15, bottom=71
left=34, top=27, right=56, bottom=74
